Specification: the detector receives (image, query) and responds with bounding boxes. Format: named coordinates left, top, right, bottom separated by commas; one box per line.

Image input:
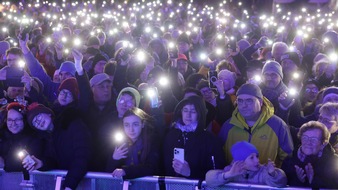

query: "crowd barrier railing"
left=0, top=169, right=312, bottom=190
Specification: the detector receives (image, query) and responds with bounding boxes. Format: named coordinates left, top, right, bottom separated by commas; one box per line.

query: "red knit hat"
left=27, top=102, right=54, bottom=127
left=58, top=78, right=79, bottom=100
left=177, top=54, right=188, bottom=62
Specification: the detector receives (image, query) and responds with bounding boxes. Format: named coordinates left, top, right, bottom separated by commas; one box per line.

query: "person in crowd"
left=206, top=141, right=287, bottom=188
left=318, top=102, right=338, bottom=152
left=271, top=42, right=288, bottom=63
left=282, top=121, right=338, bottom=189
left=24, top=103, right=91, bottom=190
left=301, top=79, right=320, bottom=116
left=0, top=102, right=43, bottom=172
left=162, top=95, right=225, bottom=180
left=106, top=107, right=160, bottom=179
left=19, top=34, right=77, bottom=103
left=260, top=60, right=302, bottom=125
left=219, top=83, right=293, bottom=166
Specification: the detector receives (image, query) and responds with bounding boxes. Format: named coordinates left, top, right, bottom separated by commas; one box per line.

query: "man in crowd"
left=219, top=83, right=294, bottom=167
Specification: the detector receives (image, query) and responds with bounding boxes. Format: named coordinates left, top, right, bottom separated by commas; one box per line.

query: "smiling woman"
left=282, top=121, right=338, bottom=189
left=0, top=102, right=43, bottom=172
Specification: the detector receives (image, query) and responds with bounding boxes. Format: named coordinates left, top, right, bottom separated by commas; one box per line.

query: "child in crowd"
left=206, top=141, right=287, bottom=188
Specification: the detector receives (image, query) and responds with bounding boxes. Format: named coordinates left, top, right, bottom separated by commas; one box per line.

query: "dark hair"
left=183, top=87, right=203, bottom=97
left=6, top=47, right=23, bottom=57
left=104, top=60, right=117, bottom=76
left=122, top=107, right=154, bottom=163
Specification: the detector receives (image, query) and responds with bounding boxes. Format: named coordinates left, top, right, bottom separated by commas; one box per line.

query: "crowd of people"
left=0, top=0, right=338, bottom=189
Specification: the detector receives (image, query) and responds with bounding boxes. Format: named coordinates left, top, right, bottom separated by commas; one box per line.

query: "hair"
left=6, top=47, right=23, bottom=57
left=183, top=87, right=203, bottom=97
left=216, top=60, right=237, bottom=73
left=298, top=121, right=330, bottom=144
left=271, top=42, right=288, bottom=56
left=174, top=95, right=207, bottom=132
left=319, top=102, right=338, bottom=122
left=122, top=107, right=154, bottom=163
left=104, top=60, right=117, bottom=76
left=1, top=103, right=29, bottom=133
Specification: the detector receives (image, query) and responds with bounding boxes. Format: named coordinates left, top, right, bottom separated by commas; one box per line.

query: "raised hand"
left=112, top=143, right=128, bottom=160
left=305, top=163, right=314, bottom=184
left=228, top=161, right=246, bottom=177
left=295, top=165, right=306, bottom=183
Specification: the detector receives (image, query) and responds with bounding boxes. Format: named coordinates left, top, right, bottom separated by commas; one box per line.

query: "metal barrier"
left=0, top=169, right=311, bottom=190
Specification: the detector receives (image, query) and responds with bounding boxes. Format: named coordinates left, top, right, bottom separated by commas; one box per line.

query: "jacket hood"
left=230, top=97, right=274, bottom=130
left=173, top=95, right=207, bottom=132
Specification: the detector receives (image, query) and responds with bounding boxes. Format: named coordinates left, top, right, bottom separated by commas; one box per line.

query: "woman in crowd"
left=106, top=107, right=160, bottom=179
left=23, top=103, right=91, bottom=190
left=281, top=121, right=338, bottom=188
left=206, top=141, right=287, bottom=188
left=162, top=95, right=225, bottom=180
left=0, top=102, right=43, bottom=172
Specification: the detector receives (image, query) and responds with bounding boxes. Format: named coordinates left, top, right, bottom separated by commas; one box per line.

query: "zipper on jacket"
left=244, top=127, right=252, bottom=142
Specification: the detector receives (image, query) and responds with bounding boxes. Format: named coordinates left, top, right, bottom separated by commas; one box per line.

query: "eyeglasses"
left=7, top=118, right=23, bottom=125
left=301, top=135, right=321, bottom=145
left=305, top=88, right=319, bottom=93
left=118, top=99, right=134, bottom=107
left=237, top=98, right=255, bottom=105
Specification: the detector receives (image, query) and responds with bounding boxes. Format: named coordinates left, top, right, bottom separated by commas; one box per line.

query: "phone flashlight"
left=200, top=52, right=208, bottom=60
left=46, top=37, right=52, bottom=44
left=18, top=149, right=36, bottom=166
left=147, top=87, right=159, bottom=108
left=114, top=131, right=124, bottom=143
left=168, top=42, right=175, bottom=49
left=215, top=48, right=223, bottom=55
left=18, top=60, right=25, bottom=68
left=159, top=76, right=169, bottom=86
left=329, top=52, right=338, bottom=62
left=64, top=48, right=70, bottom=54
left=254, top=74, right=262, bottom=82
left=292, top=72, right=300, bottom=80
left=73, top=38, right=82, bottom=47
left=136, top=51, right=146, bottom=62
left=61, top=36, right=67, bottom=43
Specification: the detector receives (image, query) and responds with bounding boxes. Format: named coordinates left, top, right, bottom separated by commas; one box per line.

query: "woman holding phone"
left=106, top=107, right=160, bottom=179
left=0, top=102, right=43, bottom=172
left=162, top=95, right=225, bottom=179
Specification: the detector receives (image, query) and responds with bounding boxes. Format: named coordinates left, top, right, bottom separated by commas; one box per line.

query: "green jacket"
left=219, top=97, right=294, bottom=165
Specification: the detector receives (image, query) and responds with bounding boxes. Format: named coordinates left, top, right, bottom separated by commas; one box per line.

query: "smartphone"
left=169, top=47, right=179, bottom=59
left=18, top=150, right=36, bottom=166
left=174, top=148, right=184, bottom=162
left=228, top=38, right=237, bottom=51
left=280, top=90, right=296, bottom=108
left=208, top=70, right=218, bottom=89
left=20, top=26, right=31, bottom=41
left=6, top=67, right=24, bottom=87
left=147, top=87, right=159, bottom=108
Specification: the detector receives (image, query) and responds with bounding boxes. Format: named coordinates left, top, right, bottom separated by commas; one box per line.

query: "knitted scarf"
left=261, top=82, right=288, bottom=102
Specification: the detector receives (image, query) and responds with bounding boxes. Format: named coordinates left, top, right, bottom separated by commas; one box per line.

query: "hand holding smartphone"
left=173, top=148, right=184, bottom=162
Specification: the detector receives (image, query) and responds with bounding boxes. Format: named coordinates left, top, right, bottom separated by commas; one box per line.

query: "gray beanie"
left=236, top=83, right=263, bottom=100
left=262, top=60, right=283, bottom=79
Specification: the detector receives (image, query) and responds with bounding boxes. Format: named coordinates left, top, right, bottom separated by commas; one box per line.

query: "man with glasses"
left=219, top=83, right=293, bottom=167
left=260, top=60, right=302, bottom=126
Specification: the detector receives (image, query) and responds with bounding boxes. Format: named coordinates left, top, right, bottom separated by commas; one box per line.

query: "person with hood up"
left=162, top=95, right=225, bottom=180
